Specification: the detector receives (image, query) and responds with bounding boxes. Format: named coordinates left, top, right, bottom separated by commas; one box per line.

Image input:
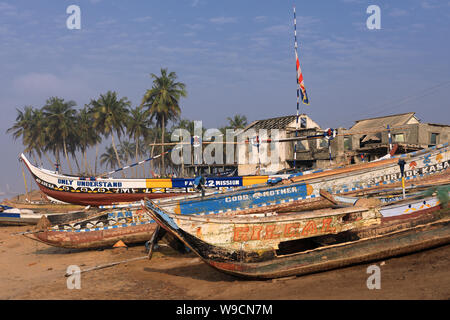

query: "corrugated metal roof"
left=245, top=115, right=299, bottom=130
left=348, top=112, right=418, bottom=133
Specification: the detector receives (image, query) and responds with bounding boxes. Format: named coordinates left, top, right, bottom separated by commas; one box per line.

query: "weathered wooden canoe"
left=20, top=153, right=271, bottom=206
left=145, top=201, right=382, bottom=252
left=0, top=205, right=42, bottom=225
left=144, top=193, right=450, bottom=279
left=24, top=207, right=156, bottom=249
left=155, top=143, right=449, bottom=216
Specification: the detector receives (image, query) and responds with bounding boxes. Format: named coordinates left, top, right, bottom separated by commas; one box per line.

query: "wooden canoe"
left=154, top=143, right=449, bottom=216
left=144, top=193, right=450, bottom=279
left=24, top=207, right=156, bottom=249
left=19, top=153, right=272, bottom=206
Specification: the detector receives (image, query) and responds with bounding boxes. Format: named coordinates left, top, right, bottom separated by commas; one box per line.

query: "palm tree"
left=42, top=97, right=77, bottom=174
left=7, top=106, right=35, bottom=154
left=141, top=68, right=187, bottom=176
left=90, top=91, right=131, bottom=175
left=100, top=145, right=119, bottom=170
left=118, top=140, right=135, bottom=165
left=76, top=107, right=101, bottom=175
left=127, top=106, right=151, bottom=177
left=227, top=114, right=248, bottom=129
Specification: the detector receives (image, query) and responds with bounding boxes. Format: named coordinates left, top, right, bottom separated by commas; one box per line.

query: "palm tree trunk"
left=95, top=144, right=99, bottom=175
left=161, top=117, right=165, bottom=176
left=63, top=137, right=73, bottom=174
left=84, top=150, right=88, bottom=174
left=111, top=134, right=125, bottom=178
left=135, top=137, right=139, bottom=178
left=74, top=156, right=81, bottom=174
left=149, top=136, right=156, bottom=177
left=43, top=152, right=53, bottom=169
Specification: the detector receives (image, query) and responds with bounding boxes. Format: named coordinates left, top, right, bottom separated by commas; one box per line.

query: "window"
left=430, top=133, right=439, bottom=145
left=300, top=117, right=307, bottom=128
left=344, top=136, right=352, bottom=151
left=317, top=138, right=328, bottom=149
left=393, top=133, right=404, bottom=142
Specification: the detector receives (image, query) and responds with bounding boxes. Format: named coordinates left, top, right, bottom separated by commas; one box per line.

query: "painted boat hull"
left=35, top=183, right=183, bottom=206
left=146, top=196, right=450, bottom=279
left=157, top=144, right=450, bottom=216
left=20, top=153, right=271, bottom=206
left=23, top=207, right=156, bottom=249
left=25, top=223, right=156, bottom=249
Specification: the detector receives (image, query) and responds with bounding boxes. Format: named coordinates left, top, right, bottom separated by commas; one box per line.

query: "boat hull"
left=147, top=194, right=450, bottom=279
left=35, top=183, right=184, bottom=206
left=25, top=222, right=156, bottom=249
left=206, top=215, right=450, bottom=279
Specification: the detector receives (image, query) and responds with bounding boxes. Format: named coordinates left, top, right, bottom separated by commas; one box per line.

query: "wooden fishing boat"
left=0, top=205, right=42, bottom=225
left=154, top=144, right=449, bottom=216
left=20, top=153, right=271, bottom=206
left=144, top=190, right=450, bottom=279
left=23, top=207, right=156, bottom=249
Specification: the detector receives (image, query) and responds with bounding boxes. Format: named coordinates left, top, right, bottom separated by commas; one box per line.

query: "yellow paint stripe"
left=146, top=179, right=172, bottom=188
left=242, top=176, right=269, bottom=186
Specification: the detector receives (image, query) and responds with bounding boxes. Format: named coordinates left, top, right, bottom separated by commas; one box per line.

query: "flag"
left=296, top=50, right=309, bottom=105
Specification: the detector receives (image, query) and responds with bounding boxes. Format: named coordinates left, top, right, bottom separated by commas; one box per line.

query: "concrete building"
left=339, top=112, right=450, bottom=164
left=236, top=112, right=450, bottom=175
left=236, top=114, right=322, bottom=175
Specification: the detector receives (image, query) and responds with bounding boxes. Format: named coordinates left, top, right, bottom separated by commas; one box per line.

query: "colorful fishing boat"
left=154, top=144, right=449, bottom=216
left=19, top=153, right=271, bottom=206
left=24, top=207, right=156, bottom=249
left=0, top=205, right=41, bottom=225
left=144, top=188, right=450, bottom=279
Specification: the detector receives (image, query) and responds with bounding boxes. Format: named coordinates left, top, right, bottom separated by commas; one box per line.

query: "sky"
left=1, top=0, right=449, bottom=198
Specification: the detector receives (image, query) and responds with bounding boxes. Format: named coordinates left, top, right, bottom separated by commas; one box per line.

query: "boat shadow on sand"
left=143, top=249, right=238, bottom=282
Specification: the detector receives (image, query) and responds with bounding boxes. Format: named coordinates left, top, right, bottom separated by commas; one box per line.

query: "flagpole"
left=293, top=5, right=299, bottom=170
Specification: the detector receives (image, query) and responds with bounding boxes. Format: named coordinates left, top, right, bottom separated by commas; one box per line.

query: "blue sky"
left=1, top=0, right=449, bottom=198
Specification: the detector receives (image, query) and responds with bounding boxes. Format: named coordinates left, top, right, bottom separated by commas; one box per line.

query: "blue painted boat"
left=155, top=143, right=449, bottom=216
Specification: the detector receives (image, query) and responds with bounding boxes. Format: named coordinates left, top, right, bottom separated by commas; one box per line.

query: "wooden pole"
left=20, top=163, right=30, bottom=202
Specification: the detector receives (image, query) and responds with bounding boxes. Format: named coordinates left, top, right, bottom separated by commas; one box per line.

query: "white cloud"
left=209, top=16, right=237, bottom=24
left=133, top=16, right=152, bottom=23
left=184, top=23, right=204, bottom=30
left=11, top=73, right=91, bottom=101
left=254, top=16, right=267, bottom=23
left=389, top=8, right=409, bottom=17
left=263, top=24, right=289, bottom=34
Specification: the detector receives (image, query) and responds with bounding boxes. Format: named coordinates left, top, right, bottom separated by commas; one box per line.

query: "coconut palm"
left=76, top=107, right=101, bottom=175
left=42, top=97, right=77, bottom=174
left=127, top=106, right=151, bottom=177
left=118, top=140, right=135, bottom=165
left=227, top=114, right=248, bottom=129
left=141, top=68, right=187, bottom=176
left=7, top=106, right=35, bottom=154
left=90, top=91, right=131, bottom=175
left=100, top=145, right=119, bottom=170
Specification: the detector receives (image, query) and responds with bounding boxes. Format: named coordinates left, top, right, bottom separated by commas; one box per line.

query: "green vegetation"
left=7, top=68, right=249, bottom=177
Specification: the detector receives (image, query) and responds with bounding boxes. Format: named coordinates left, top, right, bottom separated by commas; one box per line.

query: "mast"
left=293, top=5, right=309, bottom=170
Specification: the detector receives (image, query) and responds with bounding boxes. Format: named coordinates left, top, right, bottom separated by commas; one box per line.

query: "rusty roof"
left=348, top=112, right=419, bottom=133
left=245, top=115, right=301, bottom=130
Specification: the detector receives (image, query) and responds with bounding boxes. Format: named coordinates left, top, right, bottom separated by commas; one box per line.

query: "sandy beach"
left=1, top=224, right=449, bottom=300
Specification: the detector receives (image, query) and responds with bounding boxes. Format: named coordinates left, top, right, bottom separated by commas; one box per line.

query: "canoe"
left=154, top=144, right=449, bottom=216
left=24, top=207, right=156, bottom=249
left=19, top=153, right=272, bottom=206
left=0, top=205, right=41, bottom=225
left=144, top=192, right=450, bottom=279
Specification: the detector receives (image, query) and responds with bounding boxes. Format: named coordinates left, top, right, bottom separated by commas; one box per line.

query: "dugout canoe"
left=24, top=207, right=156, bottom=249
left=144, top=193, right=450, bottom=279
left=19, top=153, right=271, bottom=206
left=154, top=143, right=449, bottom=216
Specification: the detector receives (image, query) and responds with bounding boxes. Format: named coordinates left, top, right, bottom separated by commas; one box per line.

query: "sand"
left=1, top=224, right=449, bottom=300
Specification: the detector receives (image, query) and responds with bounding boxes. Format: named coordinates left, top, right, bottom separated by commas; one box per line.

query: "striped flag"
left=294, top=6, right=309, bottom=105
left=295, top=46, right=309, bottom=104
